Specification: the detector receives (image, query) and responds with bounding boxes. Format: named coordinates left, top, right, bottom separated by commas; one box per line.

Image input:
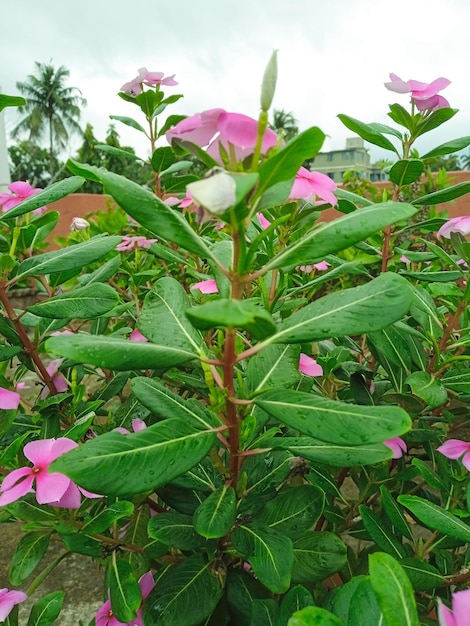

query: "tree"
left=423, top=154, right=461, bottom=171
left=11, top=62, right=86, bottom=177
left=269, top=108, right=299, bottom=142
left=9, top=141, right=63, bottom=188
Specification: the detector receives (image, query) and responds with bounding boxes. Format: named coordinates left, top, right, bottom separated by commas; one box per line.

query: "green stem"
left=26, top=551, right=71, bottom=596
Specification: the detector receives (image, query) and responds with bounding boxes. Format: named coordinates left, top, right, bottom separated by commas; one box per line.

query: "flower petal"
left=35, top=472, right=71, bottom=505
left=299, top=353, right=323, bottom=377
left=0, top=468, right=34, bottom=505
left=437, top=439, right=470, bottom=460
left=0, top=387, right=21, bottom=410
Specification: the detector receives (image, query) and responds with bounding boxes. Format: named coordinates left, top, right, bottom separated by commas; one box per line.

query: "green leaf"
left=148, top=511, right=206, bottom=550
left=186, top=299, right=277, bottom=340
left=270, top=273, right=412, bottom=344
left=250, top=599, right=278, bottom=626
left=380, top=486, right=414, bottom=541
left=337, top=114, right=398, bottom=153
left=4, top=497, right=56, bottom=523
left=388, top=159, right=424, bottom=186
left=387, top=103, right=414, bottom=131
left=50, top=419, right=216, bottom=496
left=81, top=500, right=134, bottom=535
left=193, top=485, right=237, bottom=538
left=109, top=559, right=141, bottom=623
left=246, top=344, right=301, bottom=396
left=96, top=143, right=143, bottom=161
left=0, top=93, right=26, bottom=111
left=151, top=146, right=177, bottom=173
left=368, top=325, right=411, bottom=371
left=232, top=524, right=294, bottom=593
left=265, top=202, right=416, bottom=270
left=405, top=371, right=447, bottom=408
left=46, top=334, right=197, bottom=370
left=398, top=495, right=470, bottom=542
left=143, top=554, right=224, bottom=626
left=66, top=160, right=216, bottom=261
left=326, top=576, right=365, bottom=624
left=399, top=558, right=445, bottom=590
left=255, top=127, right=325, bottom=198
left=369, top=552, right=420, bottom=626
left=256, top=485, right=324, bottom=539
left=26, top=283, right=119, bottom=319
left=414, top=107, right=458, bottom=139
left=17, top=236, right=121, bottom=277
left=442, top=368, right=470, bottom=393
left=9, top=531, right=51, bottom=585
left=292, top=532, right=347, bottom=584
left=348, top=577, right=384, bottom=626
left=109, top=114, right=147, bottom=134
left=421, top=136, right=470, bottom=159
left=288, top=607, right=344, bottom=626
left=26, top=590, right=65, bottom=626
left=255, top=389, right=411, bottom=445
left=359, top=505, right=405, bottom=558
left=334, top=188, right=373, bottom=206
left=412, top=182, right=470, bottom=206
left=0, top=177, right=85, bottom=220
left=139, top=277, right=203, bottom=352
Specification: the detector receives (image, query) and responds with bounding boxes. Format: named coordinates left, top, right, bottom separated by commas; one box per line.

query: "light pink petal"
left=52, top=374, right=68, bottom=394
left=54, top=481, right=82, bottom=509
left=437, top=601, right=457, bottom=626
left=384, top=73, right=410, bottom=94
left=164, top=196, right=181, bottom=206
left=400, top=255, right=411, bottom=263
left=409, top=77, right=451, bottom=98
left=8, top=181, right=37, bottom=197
left=299, top=353, right=323, bottom=377
left=437, top=216, right=470, bottom=239
left=191, top=279, right=219, bottom=294
left=298, top=265, right=314, bottom=273
left=130, top=329, right=148, bottom=343
left=78, top=486, right=102, bottom=499
left=0, top=387, right=21, bottom=409
left=384, top=437, right=407, bottom=459
left=437, top=439, right=470, bottom=460
left=35, top=472, right=71, bottom=504
left=257, top=213, right=271, bottom=229
left=0, top=468, right=34, bottom=505
left=450, top=588, right=470, bottom=624
left=139, top=571, right=155, bottom=599
left=461, top=451, right=470, bottom=472
left=45, top=358, right=64, bottom=378
left=132, top=418, right=147, bottom=432
left=23, top=439, right=57, bottom=465
left=166, top=109, right=223, bottom=148
left=218, top=112, right=277, bottom=152
left=161, top=75, right=178, bottom=86
left=289, top=167, right=338, bottom=205
left=0, top=589, right=28, bottom=621
left=313, top=261, right=330, bottom=271
left=49, top=438, right=78, bottom=460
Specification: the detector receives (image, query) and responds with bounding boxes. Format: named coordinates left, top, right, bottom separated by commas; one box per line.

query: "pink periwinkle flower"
left=164, top=191, right=194, bottom=210
left=299, top=354, right=323, bottom=377
left=129, top=329, right=148, bottom=343
left=40, top=359, right=69, bottom=399
left=0, top=386, right=21, bottom=410
left=438, top=588, right=470, bottom=626
left=116, top=236, right=157, bottom=252
left=289, top=167, right=338, bottom=206
left=166, top=108, right=278, bottom=165
left=120, top=68, right=178, bottom=96
left=0, top=587, right=28, bottom=622
left=384, top=437, right=407, bottom=459
left=115, top=418, right=148, bottom=436
left=437, top=439, right=470, bottom=471
left=96, top=571, right=155, bottom=626
left=0, top=181, right=46, bottom=214
left=191, top=279, right=219, bottom=294
left=400, top=255, right=411, bottom=263
left=437, top=216, right=470, bottom=239
left=385, top=73, right=451, bottom=111
left=299, top=261, right=331, bottom=273
left=0, top=438, right=100, bottom=508
left=257, top=213, right=271, bottom=229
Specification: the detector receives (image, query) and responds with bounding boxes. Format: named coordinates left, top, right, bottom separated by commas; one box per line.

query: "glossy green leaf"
left=4, top=497, right=56, bottom=523
left=409, top=286, right=443, bottom=338
left=421, top=136, right=470, bottom=159
left=292, top=532, right=347, bottom=584
left=243, top=451, right=294, bottom=497
left=46, top=334, right=197, bottom=370
left=27, top=283, right=119, bottom=319
left=288, top=607, right=344, bottom=626
left=255, top=389, right=411, bottom=445
left=405, top=371, right=447, bottom=408
left=380, top=486, right=413, bottom=541
left=225, top=569, right=270, bottom=626
left=9, top=531, right=51, bottom=585
left=67, top=159, right=216, bottom=260
left=0, top=94, right=26, bottom=111
left=193, top=485, right=237, bottom=538
left=359, top=505, right=405, bottom=558
left=368, top=325, right=411, bottom=371
left=246, top=344, right=301, bottom=396
left=337, top=114, right=398, bottom=153
left=143, top=554, right=223, bottom=626
left=50, top=419, right=216, bottom=496
left=17, top=236, right=121, bottom=278
left=0, top=177, right=85, bottom=220
left=186, top=299, right=277, bottom=340
left=139, top=277, right=203, bottom=352
left=387, top=103, right=413, bottom=130
left=369, top=552, right=420, bottom=626
left=348, top=577, right=384, bottom=626
left=398, top=495, right=470, bottom=542
left=250, top=599, right=278, bottom=626
left=442, top=368, right=470, bottom=393
left=326, top=576, right=365, bottom=624
left=256, top=485, right=324, bottom=539
left=96, top=143, right=143, bottom=161
left=414, top=107, right=458, bottom=138
left=232, top=524, right=294, bottom=593
left=269, top=273, right=412, bottom=344
left=26, top=591, right=65, bottom=626
left=265, top=202, right=416, bottom=270
left=334, top=188, right=373, bottom=206
left=81, top=501, right=134, bottom=535
left=278, top=586, right=314, bottom=626
left=108, top=114, right=146, bottom=133
left=399, top=558, right=445, bottom=590
left=388, top=159, right=424, bottom=186
left=412, top=182, right=470, bottom=206
left=109, top=559, right=141, bottom=623
left=148, top=511, right=206, bottom=550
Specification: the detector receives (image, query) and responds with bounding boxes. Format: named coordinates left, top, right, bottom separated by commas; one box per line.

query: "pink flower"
left=96, top=571, right=155, bottom=626
left=115, top=418, right=148, bottom=435
left=116, top=236, right=157, bottom=252
left=437, top=439, right=470, bottom=471
left=436, top=216, right=470, bottom=239
left=191, top=279, right=219, bottom=294
left=289, top=167, right=338, bottom=206
left=0, top=587, right=27, bottom=622
left=0, top=181, right=46, bottom=214
left=120, top=68, right=178, bottom=95
left=40, top=359, right=68, bottom=399
left=298, top=261, right=331, bottom=272
left=400, top=255, right=411, bottom=263
left=385, top=73, right=451, bottom=111
left=0, top=386, right=21, bottom=410
left=299, top=354, right=323, bottom=377
left=165, top=191, right=194, bottom=210
left=129, top=329, right=148, bottom=343
left=0, top=438, right=99, bottom=508
left=257, top=213, right=271, bottom=229
left=166, top=109, right=278, bottom=164
left=384, top=437, right=407, bottom=459
left=438, top=588, right=470, bottom=626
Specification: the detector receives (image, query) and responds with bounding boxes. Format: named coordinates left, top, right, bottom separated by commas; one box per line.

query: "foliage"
left=0, top=60, right=470, bottom=626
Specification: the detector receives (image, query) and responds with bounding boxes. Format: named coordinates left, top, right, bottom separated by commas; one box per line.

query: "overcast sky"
left=2, top=0, right=470, bottom=164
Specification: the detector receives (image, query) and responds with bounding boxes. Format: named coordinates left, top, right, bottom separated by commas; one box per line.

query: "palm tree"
left=12, top=62, right=86, bottom=177
left=269, top=109, right=299, bottom=142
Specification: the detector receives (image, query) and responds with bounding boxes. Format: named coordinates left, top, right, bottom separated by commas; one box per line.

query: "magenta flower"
left=385, top=73, right=451, bottom=111
left=191, top=279, right=219, bottom=294
left=129, top=329, right=148, bottom=343
left=289, top=167, right=338, bottom=206
left=437, top=439, right=470, bottom=471
left=299, top=261, right=331, bottom=273
left=96, top=571, right=155, bottom=626
left=257, top=213, right=271, bottom=229
left=384, top=437, right=407, bottom=459
left=438, top=588, right=470, bottom=626
left=299, top=354, right=323, bottom=377
left=116, top=236, right=157, bottom=252
left=40, top=359, right=69, bottom=399
left=0, top=181, right=46, bottom=214
left=436, top=216, right=470, bottom=239
left=166, top=108, right=278, bottom=164
left=0, top=386, right=21, bottom=410
left=0, top=438, right=100, bottom=508
left=120, top=68, right=178, bottom=95
left=0, top=587, right=27, bottom=622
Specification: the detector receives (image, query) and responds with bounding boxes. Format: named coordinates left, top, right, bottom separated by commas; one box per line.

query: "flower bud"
left=260, top=50, right=278, bottom=112
left=187, top=171, right=236, bottom=215
left=70, top=217, right=90, bottom=231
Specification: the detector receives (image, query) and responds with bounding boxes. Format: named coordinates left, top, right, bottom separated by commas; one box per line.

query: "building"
left=309, top=137, right=387, bottom=184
